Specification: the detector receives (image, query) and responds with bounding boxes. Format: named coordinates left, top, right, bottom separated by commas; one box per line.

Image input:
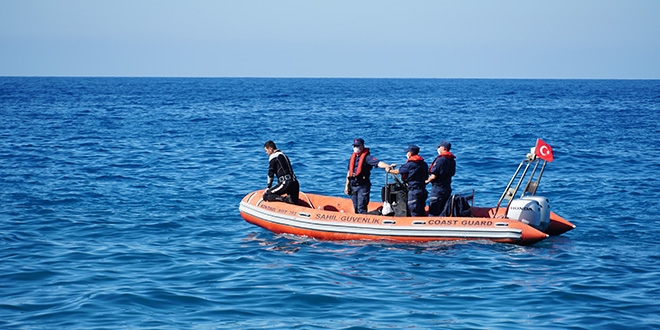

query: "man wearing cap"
left=345, top=138, right=391, bottom=214
left=387, top=145, right=429, bottom=217
left=263, top=140, right=299, bottom=204
left=425, top=141, right=456, bottom=216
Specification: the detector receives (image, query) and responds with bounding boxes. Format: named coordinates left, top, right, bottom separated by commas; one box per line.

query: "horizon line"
left=2, top=75, right=658, bottom=81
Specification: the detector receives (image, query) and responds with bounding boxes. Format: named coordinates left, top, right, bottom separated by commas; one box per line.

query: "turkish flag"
left=535, top=139, right=554, bottom=162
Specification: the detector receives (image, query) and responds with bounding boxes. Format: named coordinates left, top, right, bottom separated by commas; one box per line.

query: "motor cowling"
left=506, top=196, right=550, bottom=231
left=522, top=196, right=550, bottom=231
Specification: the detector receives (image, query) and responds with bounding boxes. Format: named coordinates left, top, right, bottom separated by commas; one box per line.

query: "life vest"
left=348, top=148, right=370, bottom=178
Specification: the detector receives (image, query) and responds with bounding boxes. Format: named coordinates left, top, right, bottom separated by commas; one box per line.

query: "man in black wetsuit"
left=262, top=140, right=299, bottom=204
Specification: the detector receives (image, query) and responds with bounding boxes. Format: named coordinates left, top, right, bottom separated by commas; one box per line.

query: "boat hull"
left=239, top=190, right=573, bottom=246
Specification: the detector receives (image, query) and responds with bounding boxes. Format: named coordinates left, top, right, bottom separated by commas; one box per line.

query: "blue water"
left=1, top=77, right=659, bottom=329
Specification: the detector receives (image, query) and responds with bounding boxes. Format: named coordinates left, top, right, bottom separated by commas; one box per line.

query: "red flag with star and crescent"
left=535, top=138, right=554, bottom=162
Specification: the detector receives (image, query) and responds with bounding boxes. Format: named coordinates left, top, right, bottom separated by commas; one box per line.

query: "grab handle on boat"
left=494, top=155, right=549, bottom=217
left=299, top=191, right=314, bottom=209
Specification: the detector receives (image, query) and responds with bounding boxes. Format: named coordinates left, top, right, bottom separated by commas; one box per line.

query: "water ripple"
left=1, top=78, right=660, bottom=329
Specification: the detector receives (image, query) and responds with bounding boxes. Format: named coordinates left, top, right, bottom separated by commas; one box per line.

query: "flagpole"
left=533, top=160, right=548, bottom=196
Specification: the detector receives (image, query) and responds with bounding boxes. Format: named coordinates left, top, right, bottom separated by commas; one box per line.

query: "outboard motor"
left=506, top=196, right=550, bottom=231
left=522, top=196, right=550, bottom=231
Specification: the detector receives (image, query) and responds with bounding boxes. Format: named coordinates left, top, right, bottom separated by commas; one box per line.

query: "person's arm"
left=344, top=170, right=351, bottom=195
left=377, top=161, right=391, bottom=171
left=425, top=174, right=436, bottom=185
left=366, top=154, right=390, bottom=172
left=267, top=158, right=276, bottom=188
left=387, top=163, right=399, bottom=175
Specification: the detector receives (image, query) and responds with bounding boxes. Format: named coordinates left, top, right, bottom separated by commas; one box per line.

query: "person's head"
left=406, top=144, right=420, bottom=157
left=264, top=140, right=277, bottom=155
left=352, top=138, right=365, bottom=153
left=437, top=141, right=451, bottom=154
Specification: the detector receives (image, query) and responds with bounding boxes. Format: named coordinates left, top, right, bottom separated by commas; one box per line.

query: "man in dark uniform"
left=388, top=145, right=429, bottom=217
left=345, top=138, right=391, bottom=214
left=263, top=140, right=299, bottom=204
left=425, top=141, right=456, bottom=216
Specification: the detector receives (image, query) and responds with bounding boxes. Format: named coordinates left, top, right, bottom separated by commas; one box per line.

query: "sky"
left=1, top=0, right=659, bottom=79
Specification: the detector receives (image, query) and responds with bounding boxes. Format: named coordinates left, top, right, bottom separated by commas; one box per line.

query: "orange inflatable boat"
left=239, top=189, right=574, bottom=246
left=239, top=140, right=575, bottom=246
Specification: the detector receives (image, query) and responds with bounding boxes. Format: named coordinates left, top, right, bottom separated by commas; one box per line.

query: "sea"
left=1, top=77, right=659, bottom=329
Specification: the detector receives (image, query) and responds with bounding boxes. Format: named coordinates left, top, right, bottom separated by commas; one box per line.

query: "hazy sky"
left=1, top=0, right=658, bottom=78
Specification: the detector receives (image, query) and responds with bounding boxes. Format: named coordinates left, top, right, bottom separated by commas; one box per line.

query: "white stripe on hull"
left=239, top=202, right=522, bottom=240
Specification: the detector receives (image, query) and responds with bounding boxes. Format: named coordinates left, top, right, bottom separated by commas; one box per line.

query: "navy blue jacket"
left=398, top=156, right=428, bottom=190
left=429, top=152, right=456, bottom=188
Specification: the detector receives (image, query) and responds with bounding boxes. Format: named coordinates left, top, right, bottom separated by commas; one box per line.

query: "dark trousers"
left=350, top=184, right=371, bottom=214
left=264, top=180, right=299, bottom=204
left=428, top=184, right=451, bottom=216
left=407, top=188, right=428, bottom=217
